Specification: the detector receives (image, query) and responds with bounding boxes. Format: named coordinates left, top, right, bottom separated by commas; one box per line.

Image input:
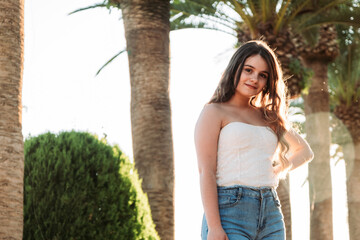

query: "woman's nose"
left=250, top=74, right=259, bottom=82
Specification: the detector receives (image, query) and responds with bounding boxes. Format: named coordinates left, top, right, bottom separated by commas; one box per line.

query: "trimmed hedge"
left=23, top=131, right=159, bottom=240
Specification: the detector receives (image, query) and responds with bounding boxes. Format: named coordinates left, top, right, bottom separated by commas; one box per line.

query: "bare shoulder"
left=195, top=104, right=224, bottom=172
left=195, top=103, right=225, bottom=131
left=198, top=103, right=224, bottom=122
left=203, top=102, right=224, bottom=113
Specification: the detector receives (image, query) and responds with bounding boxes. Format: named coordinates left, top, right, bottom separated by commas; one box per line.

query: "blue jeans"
left=201, top=185, right=285, bottom=240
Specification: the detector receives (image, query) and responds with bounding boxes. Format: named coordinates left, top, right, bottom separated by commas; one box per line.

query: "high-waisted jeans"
left=201, top=185, right=285, bottom=240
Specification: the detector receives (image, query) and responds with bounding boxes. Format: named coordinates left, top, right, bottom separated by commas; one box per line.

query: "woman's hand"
left=207, top=226, right=229, bottom=240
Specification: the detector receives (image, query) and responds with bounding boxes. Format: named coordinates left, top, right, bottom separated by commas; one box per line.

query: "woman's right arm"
left=194, top=104, right=228, bottom=240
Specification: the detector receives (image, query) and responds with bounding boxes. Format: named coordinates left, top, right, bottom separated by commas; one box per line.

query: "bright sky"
left=23, top=1, right=349, bottom=239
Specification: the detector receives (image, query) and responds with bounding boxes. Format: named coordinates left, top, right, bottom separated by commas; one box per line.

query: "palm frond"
left=262, top=0, right=277, bottom=23
left=171, top=11, right=237, bottom=35
left=171, top=0, right=232, bottom=21
left=329, top=25, right=360, bottom=107
left=274, top=0, right=291, bottom=33
left=171, top=5, right=236, bottom=27
left=170, top=19, right=236, bottom=36
left=285, top=0, right=312, bottom=27
left=214, top=1, right=242, bottom=23
left=300, top=9, right=360, bottom=31
left=68, top=1, right=124, bottom=76
left=96, top=49, right=127, bottom=76
left=247, top=0, right=257, bottom=16
left=171, top=9, right=235, bottom=28
left=171, top=0, right=238, bottom=34
left=246, top=0, right=261, bottom=17
left=227, top=0, right=255, bottom=35
left=68, top=3, right=108, bottom=15
left=171, top=0, right=217, bottom=17
left=295, top=0, right=360, bottom=30
left=260, top=0, right=267, bottom=22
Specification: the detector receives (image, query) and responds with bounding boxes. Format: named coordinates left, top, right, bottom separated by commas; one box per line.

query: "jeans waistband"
left=217, top=184, right=277, bottom=199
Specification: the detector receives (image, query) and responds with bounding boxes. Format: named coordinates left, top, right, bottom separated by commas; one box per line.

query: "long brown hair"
left=210, top=40, right=291, bottom=174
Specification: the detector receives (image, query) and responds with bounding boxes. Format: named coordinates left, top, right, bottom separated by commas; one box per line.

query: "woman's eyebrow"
left=244, top=64, right=254, bottom=68
left=244, top=64, right=269, bottom=74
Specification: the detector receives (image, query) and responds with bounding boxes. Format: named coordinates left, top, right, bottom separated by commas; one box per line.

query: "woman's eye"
left=260, top=74, right=268, bottom=79
left=244, top=68, right=251, bottom=73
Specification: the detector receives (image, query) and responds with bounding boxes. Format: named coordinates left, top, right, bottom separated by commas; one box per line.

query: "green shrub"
left=23, top=131, right=159, bottom=240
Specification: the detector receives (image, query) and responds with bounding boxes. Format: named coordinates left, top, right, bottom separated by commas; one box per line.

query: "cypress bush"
left=23, top=131, right=159, bottom=240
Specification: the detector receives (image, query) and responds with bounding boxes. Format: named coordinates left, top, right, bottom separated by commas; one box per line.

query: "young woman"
left=195, top=40, right=314, bottom=240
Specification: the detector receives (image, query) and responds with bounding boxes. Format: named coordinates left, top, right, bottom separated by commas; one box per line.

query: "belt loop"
left=271, top=188, right=277, bottom=199
left=237, top=186, right=242, bottom=199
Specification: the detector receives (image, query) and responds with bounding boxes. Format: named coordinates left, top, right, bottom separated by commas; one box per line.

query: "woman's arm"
left=284, top=128, right=314, bottom=171
left=194, top=104, right=228, bottom=240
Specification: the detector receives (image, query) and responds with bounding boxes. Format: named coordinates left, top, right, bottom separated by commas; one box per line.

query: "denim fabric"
left=201, top=185, right=285, bottom=240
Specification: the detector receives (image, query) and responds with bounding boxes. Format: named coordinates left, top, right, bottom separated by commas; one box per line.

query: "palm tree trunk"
left=0, top=0, right=24, bottom=239
left=342, top=141, right=360, bottom=240
left=303, top=59, right=333, bottom=240
left=334, top=102, right=360, bottom=240
left=121, top=1, right=174, bottom=239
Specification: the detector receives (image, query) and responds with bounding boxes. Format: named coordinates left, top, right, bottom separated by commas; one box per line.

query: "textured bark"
left=277, top=178, right=292, bottom=240
left=0, top=0, right=24, bottom=239
left=121, top=1, right=174, bottom=239
left=301, top=24, right=339, bottom=240
left=341, top=141, right=360, bottom=240
left=303, top=60, right=333, bottom=240
left=334, top=102, right=360, bottom=240
left=299, top=25, right=339, bottom=62
left=346, top=142, right=360, bottom=240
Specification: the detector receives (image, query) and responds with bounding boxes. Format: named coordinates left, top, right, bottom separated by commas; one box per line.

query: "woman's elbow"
left=198, top=167, right=217, bottom=180
left=306, top=148, right=314, bottom=163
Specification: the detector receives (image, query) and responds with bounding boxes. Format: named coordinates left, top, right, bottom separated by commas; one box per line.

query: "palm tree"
left=329, top=25, right=360, bottom=240
left=122, top=1, right=174, bottom=239
left=71, top=1, right=174, bottom=239
left=294, top=3, right=359, bottom=238
left=300, top=25, right=336, bottom=240
left=0, top=0, right=25, bottom=239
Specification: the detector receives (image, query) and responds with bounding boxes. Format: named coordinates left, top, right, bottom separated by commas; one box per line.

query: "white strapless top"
left=216, top=122, right=279, bottom=187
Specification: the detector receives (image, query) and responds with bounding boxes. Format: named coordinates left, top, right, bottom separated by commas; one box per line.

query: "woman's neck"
left=227, top=94, right=252, bottom=108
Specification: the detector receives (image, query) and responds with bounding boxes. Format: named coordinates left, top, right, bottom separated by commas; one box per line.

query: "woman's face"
left=236, top=54, right=269, bottom=98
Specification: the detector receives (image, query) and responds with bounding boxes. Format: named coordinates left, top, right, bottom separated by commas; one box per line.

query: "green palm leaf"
left=68, top=3, right=108, bottom=15
left=296, top=5, right=360, bottom=31
left=96, top=49, right=127, bottom=76
left=329, top=25, right=360, bottom=107
left=171, top=0, right=239, bottom=34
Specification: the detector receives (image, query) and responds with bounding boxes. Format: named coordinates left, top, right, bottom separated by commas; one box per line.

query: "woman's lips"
left=245, top=83, right=257, bottom=89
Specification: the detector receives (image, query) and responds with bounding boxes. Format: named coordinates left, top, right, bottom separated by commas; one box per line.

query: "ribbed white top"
left=216, top=122, right=279, bottom=187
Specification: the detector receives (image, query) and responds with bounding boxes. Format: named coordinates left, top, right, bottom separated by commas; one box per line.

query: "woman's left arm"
left=284, top=128, right=314, bottom=171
